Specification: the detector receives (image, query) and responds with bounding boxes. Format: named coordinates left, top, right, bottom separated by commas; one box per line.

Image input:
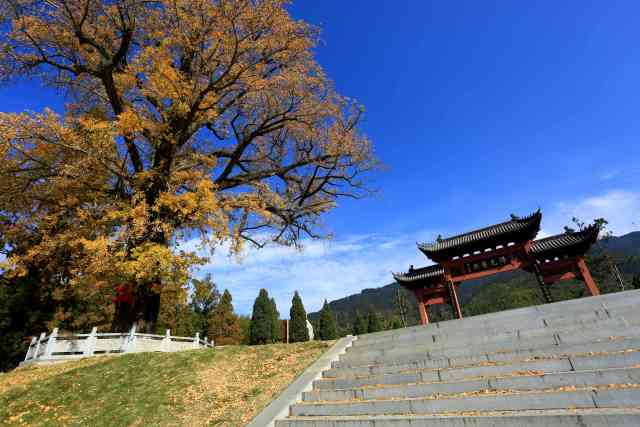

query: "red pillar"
left=577, top=258, right=600, bottom=296
left=447, top=280, right=463, bottom=319
left=413, top=289, right=429, bottom=325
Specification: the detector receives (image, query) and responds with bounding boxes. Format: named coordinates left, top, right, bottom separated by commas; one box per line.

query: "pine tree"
left=633, top=275, right=640, bottom=290
left=367, top=310, right=383, bottom=333
left=352, top=311, right=368, bottom=335
left=208, top=289, right=242, bottom=345
left=289, top=291, right=310, bottom=343
left=269, top=297, right=281, bottom=343
left=318, top=300, right=338, bottom=340
left=250, top=289, right=273, bottom=345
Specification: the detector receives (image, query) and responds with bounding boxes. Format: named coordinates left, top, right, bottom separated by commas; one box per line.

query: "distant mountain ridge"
left=309, top=232, right=640, bottom=332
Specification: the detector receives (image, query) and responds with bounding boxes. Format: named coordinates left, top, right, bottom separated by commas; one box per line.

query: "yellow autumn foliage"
left=0, top=0, right=376, bottom=327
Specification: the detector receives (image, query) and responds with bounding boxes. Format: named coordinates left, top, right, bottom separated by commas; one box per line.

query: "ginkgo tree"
left=0, top=0, right=374, bottom=332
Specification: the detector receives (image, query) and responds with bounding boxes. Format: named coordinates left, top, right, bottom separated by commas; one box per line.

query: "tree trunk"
left=111, top=157, right=170, bottom=333
left=111, top=284, right=161, bottom=333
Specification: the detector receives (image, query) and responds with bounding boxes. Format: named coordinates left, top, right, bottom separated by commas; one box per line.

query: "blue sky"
left=2, top=1, right=639, bottom=315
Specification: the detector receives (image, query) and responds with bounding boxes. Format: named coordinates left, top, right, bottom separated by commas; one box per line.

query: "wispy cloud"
left=599, top=168, right=640, bottom=182
left=600, top=170, right=621, bottom=181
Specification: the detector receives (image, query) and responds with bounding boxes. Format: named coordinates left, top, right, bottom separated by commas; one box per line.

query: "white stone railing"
left=23, top=326, right=213, bottom=365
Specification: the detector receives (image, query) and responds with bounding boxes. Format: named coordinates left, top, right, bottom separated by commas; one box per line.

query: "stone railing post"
left=44, top=328, right=58, bottom=358
left=24, top=337, right=37, bottom=361
left=161, top=329, right=171, bottom=352
left=84, top=327, right=98, bottom=356
left=193, top=332, right=200, bottom=349
left=33, top=332, right=46, bottom=360
left=125, top=325, right=137, bottom=353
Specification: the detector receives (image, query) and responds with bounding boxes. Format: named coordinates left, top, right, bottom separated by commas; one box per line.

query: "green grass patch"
left=0, top=341, right=331, bottom=426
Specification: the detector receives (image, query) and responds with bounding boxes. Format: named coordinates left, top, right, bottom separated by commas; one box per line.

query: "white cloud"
left=546, top=190, right=640, bottom=236
left=188, top=232, right=436, bottom=316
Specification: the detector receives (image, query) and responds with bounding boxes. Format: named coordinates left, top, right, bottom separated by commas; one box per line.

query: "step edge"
left=246, top=335, right=357, bottom=427
left=308, top=366, right=640, bottom=397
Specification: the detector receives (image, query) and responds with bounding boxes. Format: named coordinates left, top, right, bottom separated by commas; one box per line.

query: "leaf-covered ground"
left=0, top=341, right=331, bottom=426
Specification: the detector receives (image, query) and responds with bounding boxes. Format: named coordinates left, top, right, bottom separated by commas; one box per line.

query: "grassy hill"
left=310, top=232, right=640, bottom=332
left=0, top=341, right=330, bottom=426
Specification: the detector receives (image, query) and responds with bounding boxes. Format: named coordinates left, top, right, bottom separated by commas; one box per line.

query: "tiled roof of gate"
left=393, top=224, right=600, bottom=286
left=531, top=224, right=600, bottom=258
left=418, top=210, right=542, bottom=260
left=392, top=264, right=445, bottom=284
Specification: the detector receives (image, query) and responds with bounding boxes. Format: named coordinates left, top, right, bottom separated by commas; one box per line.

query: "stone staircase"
left=276, top=289, right=640, bottom=426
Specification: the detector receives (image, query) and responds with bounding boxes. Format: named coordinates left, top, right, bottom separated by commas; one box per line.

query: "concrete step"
left=438, top=290, right=640, bottom=330
left=350, top=307, right=607, bottom=348
left=349, top=301, right=640, bottom=351
left=337, top=321, right=640, bottom=368
left=289, top=388, right=640, bottom=417
left=347, top=314, right=639, bottom=356
left=354, top=290, right=640, bottom=347
left=276, top=409, right=640, bottom=427
left=331, top=337, right=640, bottom=376
left=315, top=351, right=640, bottom=391
left=305, top=367, right=640, bottom=402
left=267, top=292, right=640, bottom=427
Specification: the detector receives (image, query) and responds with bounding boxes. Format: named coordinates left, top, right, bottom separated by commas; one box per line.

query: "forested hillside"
left=309, top=232, right=640, bottom=334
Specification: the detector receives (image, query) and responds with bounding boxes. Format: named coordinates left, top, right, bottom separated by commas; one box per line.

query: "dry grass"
left=0, top=341, right=332, bottom=426
left=177, top=341, right=332, bottom=426
left=0, top=357, right=110, bottom=396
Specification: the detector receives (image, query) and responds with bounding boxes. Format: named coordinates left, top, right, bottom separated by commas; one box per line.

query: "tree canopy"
left=289, top=290, right=309, bottom=343
left=0, top=0, right=374, bottom=332
left=317, top=299, right=337, bottom=340
left=208, top=289, right=242, bottom=345
left=366, top=309, right=383, bottom=333
left=249, top=288, right=277, bottom=345
left=269, top=296, right=281, bottom=342
left=352, top=311, right=367, bottom=335
left=190, top=274, right=221, bottom=339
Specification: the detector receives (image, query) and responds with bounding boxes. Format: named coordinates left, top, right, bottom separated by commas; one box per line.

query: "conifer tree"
left=289, top=291, right=310, bottom=343
left=352, top=311, right=368, bottom=335
left=633, top=275, right=640, bottom=290
left=250, top=289, right=273, bottom=345
left=318, top=300, right=338, bottom=340
left=367, top=310, right=383, bottom=333
left=270, top=297, right=281, bottom=343
left=208, top=289, right=242, bottom=345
